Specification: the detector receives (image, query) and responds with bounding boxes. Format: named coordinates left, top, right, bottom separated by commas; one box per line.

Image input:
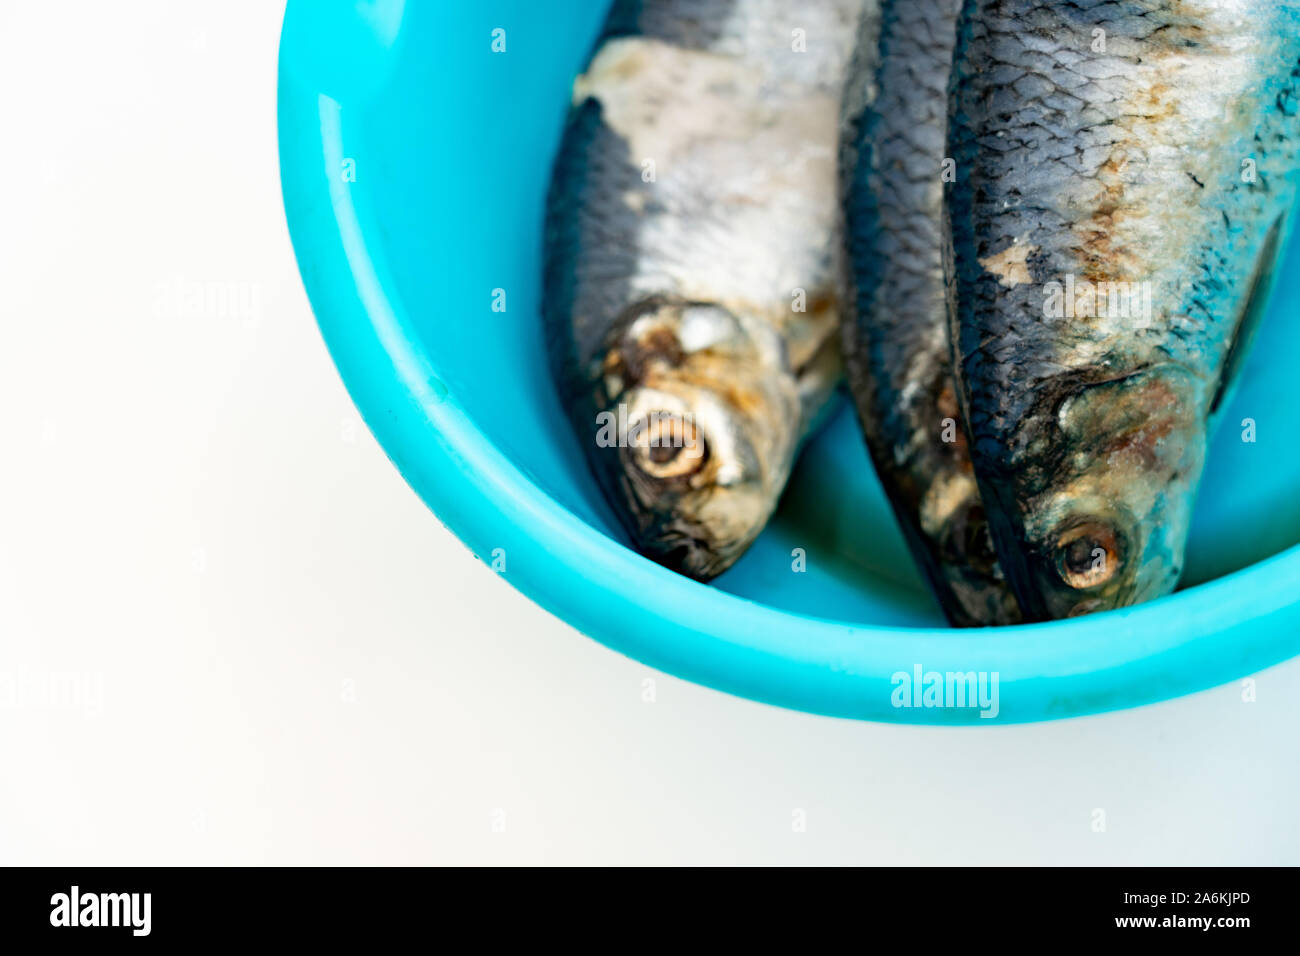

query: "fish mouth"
left=611, top=436, right=769, bottom=582
left=584, top=387, right=768, bottom=583
left=913, top=479, right=1021, bottom=627
left=648, top=529, right=740, bottom=582
left=937, top=503, right=1023, bottom=628
left=578, top=295, right=801, bottom=582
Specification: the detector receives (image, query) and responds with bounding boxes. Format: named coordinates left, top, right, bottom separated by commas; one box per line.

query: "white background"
left=1, top=0, right=1296, bottom=865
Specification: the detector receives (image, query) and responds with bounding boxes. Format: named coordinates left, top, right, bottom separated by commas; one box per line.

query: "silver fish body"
left=841, top=0, right=1021, bottom=625
left=948, top=0, right=1300, bottom=620
left=545, top=0, right=869, bottom=580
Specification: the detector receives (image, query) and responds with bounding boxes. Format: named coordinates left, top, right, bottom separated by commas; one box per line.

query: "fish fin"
left=794, top=326, right=844, bottom=444
left=1209, top=212, right=1289, bottom=419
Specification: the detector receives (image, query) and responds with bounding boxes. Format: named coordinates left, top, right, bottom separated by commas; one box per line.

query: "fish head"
left=911, top=417, right=1021, bottom=627
left=995, top=365, right=1206, bottom=620
left=586, top=297, right=801, bottom=580
left=927, top=480, right=1022, bottom=627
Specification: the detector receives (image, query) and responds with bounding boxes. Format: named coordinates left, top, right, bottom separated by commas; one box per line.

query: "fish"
left=840, top=0, right=1021, bottom=625
left=544, top=0, right=870, bottom=580
left=946, top=0, right=1300, bottom=620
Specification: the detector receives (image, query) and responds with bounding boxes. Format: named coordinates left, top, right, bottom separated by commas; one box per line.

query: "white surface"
left=0, top=1, right=1296, bottom=865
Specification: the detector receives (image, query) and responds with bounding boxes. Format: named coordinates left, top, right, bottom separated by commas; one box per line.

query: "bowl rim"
left=276, top=0, right=1300, bottom=723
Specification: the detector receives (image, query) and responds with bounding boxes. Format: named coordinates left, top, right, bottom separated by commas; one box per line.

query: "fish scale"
left=841, top=0, right=1021, bottom=626
left=947, top=0, right=1300, bottom=620
left=545, top=0, right=871, bottom=580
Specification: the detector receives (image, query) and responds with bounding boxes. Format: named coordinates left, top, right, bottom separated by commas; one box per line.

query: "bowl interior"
left=289, top=0, right=1300, bottom=642
left=350, top=0, right=1300, bottom=628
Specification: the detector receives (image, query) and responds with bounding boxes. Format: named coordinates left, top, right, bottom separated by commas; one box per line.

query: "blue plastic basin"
left=277, top=0, right=1300, bottom=722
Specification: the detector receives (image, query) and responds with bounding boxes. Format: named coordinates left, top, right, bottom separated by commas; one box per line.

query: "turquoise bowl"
left=278, top=0, right=1300, bottom=723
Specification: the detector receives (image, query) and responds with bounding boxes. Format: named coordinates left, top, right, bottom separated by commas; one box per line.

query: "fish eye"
left=632, top=413, right=708, bottom=479
left=1054, top=521, right=1121, bottom=590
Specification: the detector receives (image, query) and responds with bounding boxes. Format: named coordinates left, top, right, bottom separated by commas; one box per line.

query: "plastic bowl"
left=277, top=0, right=1300, bottom=723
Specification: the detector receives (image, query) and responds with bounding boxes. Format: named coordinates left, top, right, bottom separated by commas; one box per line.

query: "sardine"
left=841, top=0, right=1021, bottom=625
left=544, top=0, right=869, bottom=580
left=947, top=0, right=1300, bottom=619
